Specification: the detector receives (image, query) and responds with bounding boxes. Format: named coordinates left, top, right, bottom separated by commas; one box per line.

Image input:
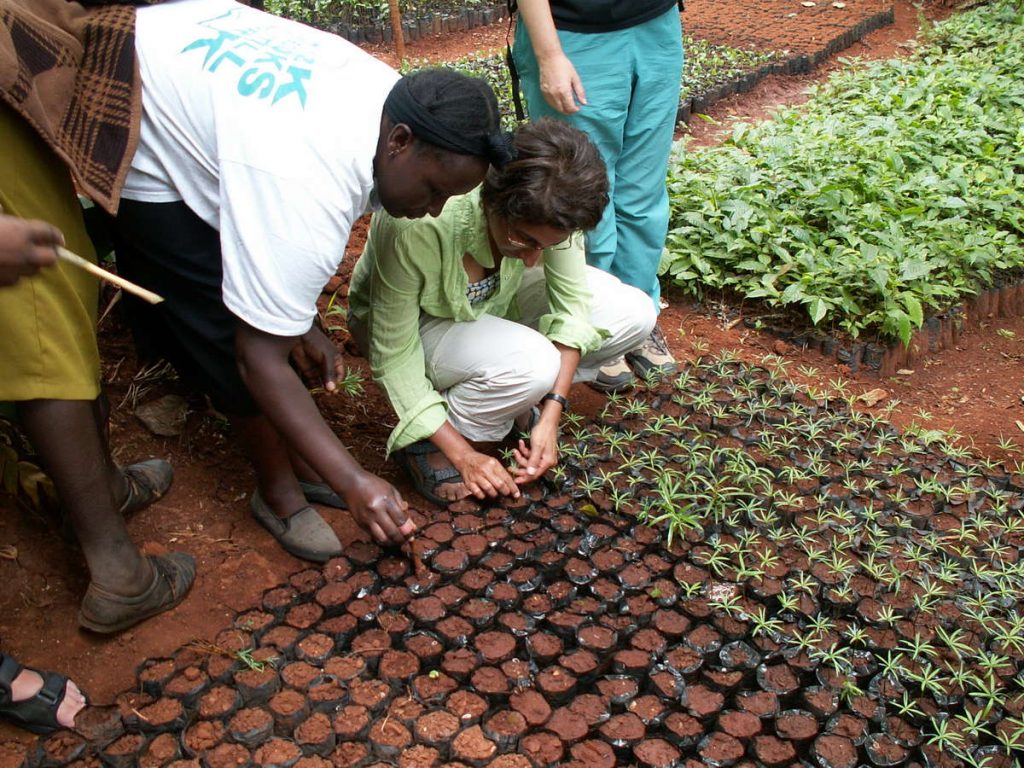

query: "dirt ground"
left=1, top=0, right=1016, bottom=762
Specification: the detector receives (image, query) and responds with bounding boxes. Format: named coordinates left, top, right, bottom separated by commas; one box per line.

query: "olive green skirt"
left=0, top=102, right=100, bottom=401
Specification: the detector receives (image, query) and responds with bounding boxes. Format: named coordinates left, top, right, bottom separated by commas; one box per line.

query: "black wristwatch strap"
left=541, top=392, right=569, bottom=409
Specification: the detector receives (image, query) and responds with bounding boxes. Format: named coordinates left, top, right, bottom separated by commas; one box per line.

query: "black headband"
left=384, top=77, right=515, bottom=168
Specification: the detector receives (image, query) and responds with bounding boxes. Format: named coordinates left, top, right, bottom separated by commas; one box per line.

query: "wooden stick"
left=407, top=535, right=427, bottom=579
left=56, top=246, right=164, bottom=305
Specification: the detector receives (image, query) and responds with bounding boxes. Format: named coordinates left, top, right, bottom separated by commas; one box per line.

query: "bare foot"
left=10, top=668, right=87, bottom=729
left=424, top=450, right=471, bottom=501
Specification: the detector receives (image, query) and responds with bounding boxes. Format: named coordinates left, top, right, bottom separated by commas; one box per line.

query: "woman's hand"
left=512, top=417, right=560, bottom=483
left=537, top=53, right=586, bottom=114
left=290, top=324, right=345, bottom=392
left=344, top=470, right=415, bottom=545
left=452, top=449, right=520, bottom=500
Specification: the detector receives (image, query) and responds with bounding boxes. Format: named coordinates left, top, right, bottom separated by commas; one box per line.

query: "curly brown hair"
left=480, top=118, right=608, bottom=233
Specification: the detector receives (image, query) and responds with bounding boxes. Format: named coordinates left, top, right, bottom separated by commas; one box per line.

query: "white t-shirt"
left=123, top=0, right=399, bottom=336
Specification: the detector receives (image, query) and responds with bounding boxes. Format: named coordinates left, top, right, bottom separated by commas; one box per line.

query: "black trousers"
left=112, top=199, right=260, bottom=416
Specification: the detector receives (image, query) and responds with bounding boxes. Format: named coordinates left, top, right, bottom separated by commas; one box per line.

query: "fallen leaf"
left=857, top=388, right=888, bottom=407
left=801, top=2, right=816, bottom=6
left=135, top=394, right=189, bottom=437
left=1016, top=420, right=1024, bottom=433
left=579, top=503, right=599, bottom=517
left=897, top=369, right=915, bottom=375
left=0, top=544, right=17, bottom=560
left=832, top=2, right=846, bottom=6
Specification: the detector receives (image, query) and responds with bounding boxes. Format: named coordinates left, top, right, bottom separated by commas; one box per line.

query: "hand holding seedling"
left=345, top=470, right=416, bottom=546
left=0, top=214, right=61, bottom=286
left=511, top=417, right=559, bottom=483
left=451, top=449, right=520, bottom=500
left=290, top=325, right=346, bottom=392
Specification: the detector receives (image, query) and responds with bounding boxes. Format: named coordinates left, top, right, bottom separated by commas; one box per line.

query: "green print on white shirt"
left=182, top=8, right=315, bottom=107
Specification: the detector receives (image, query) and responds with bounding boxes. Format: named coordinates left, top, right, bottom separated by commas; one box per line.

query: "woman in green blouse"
left=348, top=119, right=656, bottom=505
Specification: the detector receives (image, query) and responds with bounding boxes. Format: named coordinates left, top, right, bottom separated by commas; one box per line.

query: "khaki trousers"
left=418, top=266, right=655, bottom=442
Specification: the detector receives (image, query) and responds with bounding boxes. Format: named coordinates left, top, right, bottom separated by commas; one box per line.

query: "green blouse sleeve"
left=364, top=223, right=450, bottom=454
left=535, top=234, right=609, bottom=355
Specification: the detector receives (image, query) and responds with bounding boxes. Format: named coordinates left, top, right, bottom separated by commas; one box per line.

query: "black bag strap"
left=505, top=0, right=526, bottom=121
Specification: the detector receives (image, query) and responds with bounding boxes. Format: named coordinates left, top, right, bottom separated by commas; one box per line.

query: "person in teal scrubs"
left=513, top=0, right=684, bottom=392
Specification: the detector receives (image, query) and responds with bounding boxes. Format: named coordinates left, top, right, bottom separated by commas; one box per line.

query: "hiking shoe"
left=588, top=356, right=635, bottom=394
left=250, top=491, right=343, bottom=563
left=625, top=326, right=678, bottom=379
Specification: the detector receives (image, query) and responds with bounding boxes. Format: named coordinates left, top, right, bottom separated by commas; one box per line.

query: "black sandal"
left=0, top=654, right=84, bottom=735
left=393, top=441, right=463, bottom=507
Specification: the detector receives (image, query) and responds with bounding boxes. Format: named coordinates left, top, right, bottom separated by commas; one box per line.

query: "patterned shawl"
left=0, top=1, right=160, bottom=214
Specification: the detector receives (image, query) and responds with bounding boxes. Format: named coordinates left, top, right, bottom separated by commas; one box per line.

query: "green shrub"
left=662, top=0, right=1024, bottom=344
left=264, top=0, right=485, bottom=28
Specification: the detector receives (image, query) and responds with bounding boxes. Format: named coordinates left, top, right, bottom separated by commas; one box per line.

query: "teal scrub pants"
left=513, top=7, right=683, bottom=312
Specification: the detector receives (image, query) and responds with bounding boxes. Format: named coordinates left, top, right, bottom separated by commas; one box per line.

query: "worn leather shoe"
left=118, top=459, right=174, bottom=516
left=298, top=480, right=347, bottom=510
left=79, top=553, right=195, bottom=634
left=250, top=491, right=343, bottom=563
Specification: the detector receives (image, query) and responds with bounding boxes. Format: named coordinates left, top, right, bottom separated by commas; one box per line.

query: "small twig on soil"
left=187, top=639, right=233, bottom=659
left=104, top=356, right=124, bottom=384
left=351, top=645, right=392, bottom=655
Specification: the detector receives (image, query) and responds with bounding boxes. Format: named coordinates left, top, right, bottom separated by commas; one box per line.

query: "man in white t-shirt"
left=112, top=0, right=514, bottom=562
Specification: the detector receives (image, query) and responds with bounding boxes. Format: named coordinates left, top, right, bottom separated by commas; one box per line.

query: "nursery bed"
left=24, top=354, right=1024, bottom=767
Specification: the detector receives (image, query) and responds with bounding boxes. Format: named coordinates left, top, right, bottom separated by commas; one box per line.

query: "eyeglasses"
left=506, top=222, right=574, bottom=252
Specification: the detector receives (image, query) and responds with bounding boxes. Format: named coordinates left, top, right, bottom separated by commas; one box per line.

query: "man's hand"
left=512, top=417, right=560, bottom=483
left=290, top=324, right=345, bottom=392
left=344, top=470, right=415, bottom=545
left=0, top=215, right=62, bottom=287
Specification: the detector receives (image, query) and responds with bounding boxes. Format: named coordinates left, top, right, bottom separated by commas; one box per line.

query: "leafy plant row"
left=264, top=0, right=493, bottom=28
left=661, top=0, right=1024, bottom=345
